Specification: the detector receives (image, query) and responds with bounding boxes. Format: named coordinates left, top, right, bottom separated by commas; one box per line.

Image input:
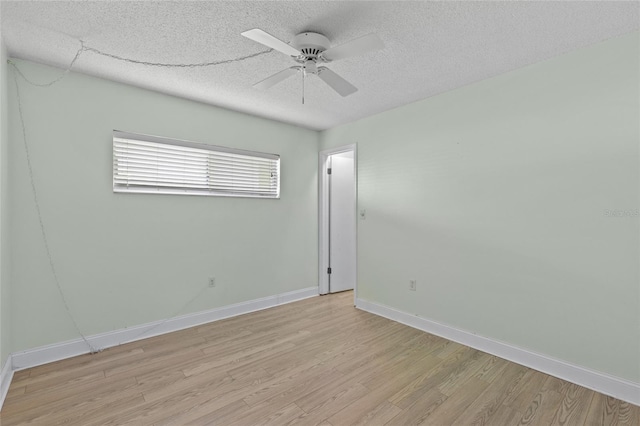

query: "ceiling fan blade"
left=321, top=33, right=384, bottom=61
left=317, top=67, right=358, bottom=97
left=241, top=29, right=301, bottom=57
left=253, top=67, right=299, bottom=90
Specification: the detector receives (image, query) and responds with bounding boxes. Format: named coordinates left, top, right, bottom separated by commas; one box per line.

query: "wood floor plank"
left=12, top=346, right=145, bottom=389
left=518, top=386, right=565, bottom=425
left=0, top=376, right=140, bottom=426
left=143, top=368, right=234, bottom=404
left=488, top=403, right=523, bottom=425
left=585, top=393, right=621, bottom=426
left=450, top=362, right=529, bottom=425
left=104, top=342, right=206, bottom=378
left=289, top=383, right=371, bottom=425
left=160, top=398, right=249, bottom=426
left=187, top=337, right=298, bottom=377
left=328, top=383, right=401, bottom=425
left=11, top=357, right=106, bottom=391
left=401, top=331, right=444, bottom=348
left=437, top=349, right=489, bottom=396
left=24, top=369, right=106, bottom=395
left=540, top=373, right=569, bottom=394
left=242, top=360, right=334, bottom=407
left=224, top=369, right=346, bottom=426
left=227, top=323, right=364, bottom=378
left=3, top=385, right=25, bottom=401
left=297, top=377, right=370, bottom=415
left=328, top=325, right=415, bottom=374
left=57, top=393, right=147, bottom=426
left=473, top=354, right=510, bottom=383
left=370, top=353, right=439, bottom=391
left=350, top=401, right=402, bottom=426
left=383, top=388, right=448, bottom=425
left=96, top=375, right=236, bottom=425
left=549, top=383, right=593, bottom=425
left=621, top=400, right=640, bottom=425
left=585, top=393, right=640, bottom=426
left=434, top=340, right=465, bottom=359
left=1, top=291, right=636, bottom=425
left=154, top=369, right=270, bottom=424
left=11, top=369, right=30, bottom=380
left=387, top=346, right=475, bottom=408
left=503, top=369, right=548, bottom=413
left=416, top=376, right=490, bottom=424
left=248, top=402, right=307, bottom=426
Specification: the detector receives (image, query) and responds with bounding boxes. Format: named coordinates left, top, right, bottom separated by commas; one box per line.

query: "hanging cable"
left=83, top=45, right=273, bottom=68
left=10, top=39, right=273, bottom=87
left=122, top=284, right=211, bottom=345
left=9, top=42, right=85, bottom=87
left=8, top=38, right=274, bottom=354
left=10, top=66, right=101, bottom=354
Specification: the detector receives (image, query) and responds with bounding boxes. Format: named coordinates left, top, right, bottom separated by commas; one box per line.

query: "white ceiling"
left=1, top=1, right=638, bottom=131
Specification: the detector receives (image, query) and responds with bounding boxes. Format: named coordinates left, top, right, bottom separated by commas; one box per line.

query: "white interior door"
left=328, top=151, right=356, bottom=293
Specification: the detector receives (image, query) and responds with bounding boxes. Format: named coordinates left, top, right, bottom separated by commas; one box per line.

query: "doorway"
left=319, top=145, right=356, bottom=297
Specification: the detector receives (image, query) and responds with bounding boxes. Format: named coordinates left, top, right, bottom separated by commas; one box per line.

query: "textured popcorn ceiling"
left=1, top=1, right=638, bottom=130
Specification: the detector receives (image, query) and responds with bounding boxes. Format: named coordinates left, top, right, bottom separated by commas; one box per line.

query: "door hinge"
left=327, top=168, right=332, bottom=175
left=327, top=267, right=332, bottom=274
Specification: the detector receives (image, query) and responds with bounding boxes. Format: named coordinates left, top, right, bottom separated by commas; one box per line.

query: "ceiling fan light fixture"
left=304, top=60, right=317, bottom=75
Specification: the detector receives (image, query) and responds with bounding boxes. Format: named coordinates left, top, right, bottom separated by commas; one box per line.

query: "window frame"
left=113, top=130, right=280, bottom=199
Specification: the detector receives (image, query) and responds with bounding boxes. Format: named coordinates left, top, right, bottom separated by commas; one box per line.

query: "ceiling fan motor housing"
left=293, top=32, right=331, bottom=60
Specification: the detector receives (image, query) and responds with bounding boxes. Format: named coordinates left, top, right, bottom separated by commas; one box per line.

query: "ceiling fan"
left=241, top=29, right=384, bottom=98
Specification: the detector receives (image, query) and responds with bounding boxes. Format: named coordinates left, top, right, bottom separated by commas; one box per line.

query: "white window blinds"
left=113, top=131, right=280, bottom=198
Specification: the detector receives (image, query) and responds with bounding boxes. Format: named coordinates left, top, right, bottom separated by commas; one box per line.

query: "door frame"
left=318, top=144, right=357, bottom=299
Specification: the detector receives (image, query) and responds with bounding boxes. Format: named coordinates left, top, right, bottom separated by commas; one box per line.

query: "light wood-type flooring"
left=1, top=291, right=638, bottom=425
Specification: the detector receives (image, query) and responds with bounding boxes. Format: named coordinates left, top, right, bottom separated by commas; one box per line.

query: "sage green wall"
left=321, top=32, right=640, bottom=382
left=0, top=38, right=10, bottom=365
left=8, top=60, right=319, bottom=352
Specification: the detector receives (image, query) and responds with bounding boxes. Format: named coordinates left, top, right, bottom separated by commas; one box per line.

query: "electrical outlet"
left=409, top=280, right=417, bottom=291
left=208, top=277, right=216, bottom=288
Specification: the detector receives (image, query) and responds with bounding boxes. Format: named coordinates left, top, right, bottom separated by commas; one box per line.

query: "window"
left=113, top=131, right=280, bottom=198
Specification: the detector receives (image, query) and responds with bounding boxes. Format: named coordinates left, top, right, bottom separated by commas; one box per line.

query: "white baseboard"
left=10, top=287, right=318, bottom=372
left=355, top=298, right=640, bottom=406
left=0, top=354, right=14, bottom=409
